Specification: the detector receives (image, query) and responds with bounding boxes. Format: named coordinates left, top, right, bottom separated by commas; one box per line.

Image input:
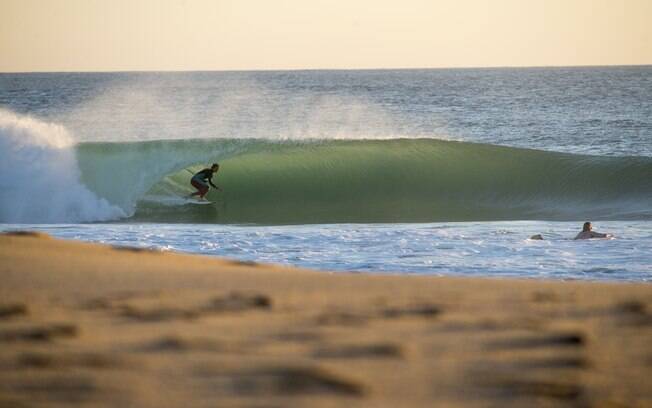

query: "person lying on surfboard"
left=574, top=222, right=612, bottom=240
left=189, top=163, right=221, bottom=200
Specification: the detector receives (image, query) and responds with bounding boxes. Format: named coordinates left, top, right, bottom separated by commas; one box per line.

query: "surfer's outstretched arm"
left=574, top=222, right=613, bottom=239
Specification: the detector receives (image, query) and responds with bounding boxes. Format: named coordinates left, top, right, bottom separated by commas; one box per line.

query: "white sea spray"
left=0, top=109, right=125, bottom=223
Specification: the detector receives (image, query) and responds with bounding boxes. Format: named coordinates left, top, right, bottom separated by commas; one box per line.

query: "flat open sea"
left=1, top=67, right=651, bottom=281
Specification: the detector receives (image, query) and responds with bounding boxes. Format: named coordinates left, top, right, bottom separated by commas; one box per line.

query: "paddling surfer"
left=574, top=222, right=612, bottom=240
left=189, top=163, right=221, bottom=200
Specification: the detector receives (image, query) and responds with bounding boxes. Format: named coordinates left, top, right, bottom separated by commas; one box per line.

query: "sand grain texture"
left=1, top=233, right=651, bottom=407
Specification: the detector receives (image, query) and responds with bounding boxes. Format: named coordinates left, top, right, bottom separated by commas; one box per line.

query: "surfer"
left=574, top=222, right=612, bottom=240
left=189, top=163, right=221, bottom=200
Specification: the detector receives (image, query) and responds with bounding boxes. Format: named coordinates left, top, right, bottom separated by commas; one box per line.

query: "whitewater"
left=1, top=67, right=651, bottom=280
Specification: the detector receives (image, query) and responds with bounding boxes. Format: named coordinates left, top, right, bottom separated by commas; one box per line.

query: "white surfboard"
left=185, top=198, right=214, bottom=205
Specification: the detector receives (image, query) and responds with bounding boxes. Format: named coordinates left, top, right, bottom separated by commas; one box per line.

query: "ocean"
left=1, top=67, right=651, bottom=281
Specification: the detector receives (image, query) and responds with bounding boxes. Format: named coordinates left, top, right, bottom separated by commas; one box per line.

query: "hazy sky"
left=1, top=0, right=651, bottom=72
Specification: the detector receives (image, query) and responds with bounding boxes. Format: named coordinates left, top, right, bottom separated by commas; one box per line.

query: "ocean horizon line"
left=2, top=63, right=651, bottom=75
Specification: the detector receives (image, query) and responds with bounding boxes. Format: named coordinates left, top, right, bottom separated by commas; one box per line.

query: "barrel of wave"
left=0, top=109, right=125, bottom=223
left=133, top=138, right=652, bottom=224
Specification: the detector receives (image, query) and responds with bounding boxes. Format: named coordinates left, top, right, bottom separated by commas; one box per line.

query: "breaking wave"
left=79, top=138, right=651, bottom=224
left=0, top=110, right=124, bottom=223
left=2, top=110, right=650, bottom=224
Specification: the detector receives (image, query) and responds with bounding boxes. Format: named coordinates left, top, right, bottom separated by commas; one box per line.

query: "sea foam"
left=0, top=109, right=124, bottom=223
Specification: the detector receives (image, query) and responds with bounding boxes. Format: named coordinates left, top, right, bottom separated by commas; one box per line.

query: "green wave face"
left=77, top=138, right=652, bottom=224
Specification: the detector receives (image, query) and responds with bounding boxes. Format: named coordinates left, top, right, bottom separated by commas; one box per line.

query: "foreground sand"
left=0, top=232, right=651, bottom=407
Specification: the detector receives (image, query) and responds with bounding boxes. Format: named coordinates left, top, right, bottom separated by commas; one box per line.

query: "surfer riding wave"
left=189, top=163, right=221, bottom=200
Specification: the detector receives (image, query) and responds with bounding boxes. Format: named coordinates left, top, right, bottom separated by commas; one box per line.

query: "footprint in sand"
left=115, top=292, right=273, bottom=322
left=612, top=300, right=652, bottom=327
left=195, top=364, right=366, bottom=397
left=0, top=303, right=28, bottom=319
left=486, top=332, right=585, bottom=350
left=0, top=324, right=77, bottom=342
left=313, top=343, right=403, bottom=359
left=15, top=351, right=124, bottom=370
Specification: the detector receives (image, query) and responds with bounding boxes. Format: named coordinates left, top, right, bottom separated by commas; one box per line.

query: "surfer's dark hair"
left=583, top=222, right=591, bottom=231
left=211, top=163, right=219, bottom=168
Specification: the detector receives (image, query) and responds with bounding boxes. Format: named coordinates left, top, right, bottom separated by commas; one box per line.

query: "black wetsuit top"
left=193, top=169, right=213, bottom=182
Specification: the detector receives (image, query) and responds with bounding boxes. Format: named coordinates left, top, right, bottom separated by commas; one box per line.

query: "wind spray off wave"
left=0, top=110, right=124, bottom=223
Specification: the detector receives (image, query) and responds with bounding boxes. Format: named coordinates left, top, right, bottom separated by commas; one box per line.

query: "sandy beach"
left=1, top=231, right=651, bottom=407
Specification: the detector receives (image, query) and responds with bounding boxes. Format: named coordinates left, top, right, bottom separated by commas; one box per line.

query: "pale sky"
left=1, top=0, right=651, bottom=72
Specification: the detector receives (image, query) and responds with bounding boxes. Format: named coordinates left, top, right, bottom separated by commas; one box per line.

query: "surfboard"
left=177, top=194, right=215, bottom=205
left=186, top=199, right=214, bottom=205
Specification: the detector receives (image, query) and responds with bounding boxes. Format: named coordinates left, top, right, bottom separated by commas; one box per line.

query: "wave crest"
left=0, top=110, right=125, bottom=223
